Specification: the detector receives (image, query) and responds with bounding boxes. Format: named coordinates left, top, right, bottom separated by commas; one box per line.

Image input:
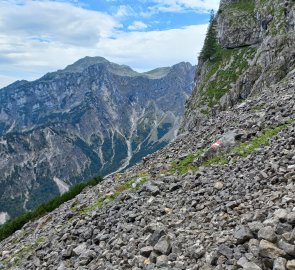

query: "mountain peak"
left=62, top=56, right=110, bottom=73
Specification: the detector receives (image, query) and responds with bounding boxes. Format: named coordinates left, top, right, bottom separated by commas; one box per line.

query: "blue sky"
left=0, top=0, right=220, bottom=87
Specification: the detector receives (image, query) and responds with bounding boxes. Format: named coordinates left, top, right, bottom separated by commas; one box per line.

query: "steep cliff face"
left=0, top=58, right=195, bottom=219
left=182, top=0, right=295, bottom=131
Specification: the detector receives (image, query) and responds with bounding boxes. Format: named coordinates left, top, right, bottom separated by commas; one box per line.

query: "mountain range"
left=0, top=57, right=195, bottom=220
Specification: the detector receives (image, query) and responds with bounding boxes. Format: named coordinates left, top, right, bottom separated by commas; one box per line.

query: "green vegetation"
left=203, top=154, right=228, bottom=167
left=256, top=0, right=286, bottom=35
left=170, top=150, right=205, bottom=175
left=199, top=46, right=257, bottom=108
left=170, top=122, right=293, bottom=175
left=169, top=150, right=229, bottom=176
left=0, top=176, right=103, bottom=242
left=80, top=177, right=148, bottom=214
left=227, top=0, right=255, bottom=13
left=191, top=1, right=259, bottom=111
left=199, top=10, right=219, bottom=63
left=233, top=124, right=290, bottom=158
left=0, top=236, right=46, bottom=269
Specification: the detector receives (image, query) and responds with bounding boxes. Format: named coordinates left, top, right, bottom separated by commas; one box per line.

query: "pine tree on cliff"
left=199, top=10, right=219, bottom=62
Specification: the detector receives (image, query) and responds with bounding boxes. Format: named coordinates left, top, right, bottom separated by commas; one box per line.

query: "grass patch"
left=80, top=177, right=148, bottom=214
left=0, top=176, right=103, bottom=242
left=170, top=150, right=205, bottom=175
left=170, top=122, right=294, bottom=175
left=203, top=154, right=228, bottom=166
left=199, top=47, right=257, bottom=108
left=1, top=236, right=46, bottom=269
left=227, top=0, right=255, bottom=13
left=233, top=123, right=290, bottom=158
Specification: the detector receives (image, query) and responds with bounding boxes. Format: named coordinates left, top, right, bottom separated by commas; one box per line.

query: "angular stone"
left=259, top=240, right=286, bottom=259
left=140, top=246, right=154, bottom=258
left=258, top=226, right=277, bottom=242
left=278, top=239, right=295, bottom=256
left=61, top=246, right=73, bottom=258
left=243, top=262, right=262, bottom=270
left=234, top=226, right=254, bottom=244
left=73, top=243, right=87, bottom=256
left=237, top=257, right=248, bottom=268
left=248, top=221, right=263, bottom=235
left=248, top=239, right=260, bottom=257
left=273, top=257, right=287, bottom=270
left=287, top=260, right=295, bottom=270
left=79, top=250, right=96, bottom=262
left=148, top=229, right=166, bottom=246
left=276, top=223, right=293, bottom=235
left=287, top=213, right=295, bottom=225
left=149, top=251, right=158, bottom=263
left=156, top=255, right=168, bottom=267
left=218, top=244, right=233, bottom=259
left=144, top=183, right=160, bottom=196
left=194, top=246, right=205, bottom=259
left=274, top=209, right=288, bottom=222
left=154, top=236, right=172, bottom=255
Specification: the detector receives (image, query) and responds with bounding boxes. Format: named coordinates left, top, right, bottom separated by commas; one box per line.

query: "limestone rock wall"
left=182, top=0, right=295, bottom=132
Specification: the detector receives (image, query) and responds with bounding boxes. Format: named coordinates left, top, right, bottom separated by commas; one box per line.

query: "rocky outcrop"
left=182, top=0, right=295, bottom=132
left=0, top=57, right=195, bottom=219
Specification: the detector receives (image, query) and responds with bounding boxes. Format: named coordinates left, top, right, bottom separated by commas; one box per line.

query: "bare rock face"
left=0, top=58, right=195, bottom=218
left=181, top=0, right=295, bottom=132
left=218, top=1, right=263, bottom=48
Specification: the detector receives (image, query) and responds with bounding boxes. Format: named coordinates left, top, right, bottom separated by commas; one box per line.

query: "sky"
left=0, top=0, right=220, bottom=88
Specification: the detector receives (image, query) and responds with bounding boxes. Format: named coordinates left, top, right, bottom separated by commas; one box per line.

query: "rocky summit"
left=0, top=0, right=295, bottom=269
left=0, top=57, right=195, bottom=220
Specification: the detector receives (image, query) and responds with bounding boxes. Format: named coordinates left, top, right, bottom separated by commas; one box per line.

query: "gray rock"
left=148, top=229, right=166, bottom=246
left=276, top=223, right=293, bottom=235
left=140, top=246, right=154, bottom=258
left=259, top=240, right=286, bottom=259
left=243, top=262, right=262, bottom=270
left=278, top=239, right=295, bottom=256
left=156, top=255, right=168, bottom=267
left=258, top=226, right=277, bottom=242
left=154, top=236, right=172, bottom=255
left=248, top=221, right=264, bottom=235
left=274, top=209, right=288, bottom=222
left=234, top=226, right=254, bottom=244
left=143, top=182, right=160, bottom=196
left=248, top=239, right=260, bottom=257
left=218, top=244, right=233, bottom=259
left=273, top=257, right=287, bottom=270
left=73, top=243, right=87, bottom=256
left=287, top=213, right=295, bottom=225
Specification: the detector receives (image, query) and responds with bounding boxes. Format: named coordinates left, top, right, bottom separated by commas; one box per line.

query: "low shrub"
left=0, top=176, right=102, bottom=242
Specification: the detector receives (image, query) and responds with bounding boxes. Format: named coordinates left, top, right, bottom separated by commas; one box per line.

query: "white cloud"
left=0, top=1, right=118, bottom=46
left=0, top=0, right=209, bottom=88
left=115, top=5, right=134, bottom=17
left=92, top=24, right=208, bottom=70
left=147, top=0, right=220, bottom=14
left=128, top=21, right=148, bottom=31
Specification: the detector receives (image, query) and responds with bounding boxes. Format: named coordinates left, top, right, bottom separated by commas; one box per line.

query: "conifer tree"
left=199, top=10, right=219, bottom=62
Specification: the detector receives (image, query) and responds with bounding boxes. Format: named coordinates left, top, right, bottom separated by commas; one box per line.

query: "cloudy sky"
left=0, top=0, right=220, bottom=88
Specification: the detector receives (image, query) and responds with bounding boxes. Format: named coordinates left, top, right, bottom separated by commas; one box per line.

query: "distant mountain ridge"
left=0, top=57, right=195, bottom=220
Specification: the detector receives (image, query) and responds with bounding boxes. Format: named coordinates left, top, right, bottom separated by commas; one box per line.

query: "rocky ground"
left=0, top=57, right=294, bottom=270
